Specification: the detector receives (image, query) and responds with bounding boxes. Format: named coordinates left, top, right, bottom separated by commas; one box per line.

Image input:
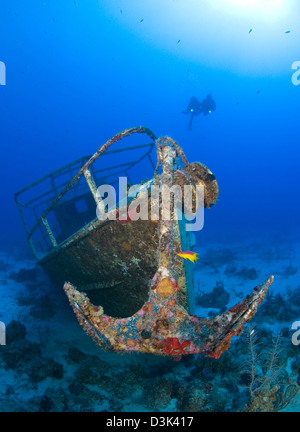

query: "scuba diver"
left=183, top=94, right=216, bottom=130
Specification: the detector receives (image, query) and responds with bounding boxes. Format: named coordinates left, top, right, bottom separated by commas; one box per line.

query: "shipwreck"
left=15, top=126, right=274, bottom=359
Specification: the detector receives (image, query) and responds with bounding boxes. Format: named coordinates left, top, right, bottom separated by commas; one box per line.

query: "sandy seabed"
left=0, top=235, right=299, bottom=412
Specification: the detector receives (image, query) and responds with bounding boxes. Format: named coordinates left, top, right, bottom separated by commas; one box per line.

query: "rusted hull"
left=39, top=218, right=158, bottom=317
left=39, top=216, right=192, bottom=318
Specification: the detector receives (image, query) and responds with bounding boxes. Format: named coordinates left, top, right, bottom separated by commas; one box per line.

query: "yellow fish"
left=177, top=251, right=199, bottom=264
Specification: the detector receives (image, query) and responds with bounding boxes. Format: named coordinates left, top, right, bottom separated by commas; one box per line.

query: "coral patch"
left=155, top=278, right=179, bottom=298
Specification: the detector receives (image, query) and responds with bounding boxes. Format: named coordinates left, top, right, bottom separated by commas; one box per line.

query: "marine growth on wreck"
left=16, top=126, right=274, bottom=360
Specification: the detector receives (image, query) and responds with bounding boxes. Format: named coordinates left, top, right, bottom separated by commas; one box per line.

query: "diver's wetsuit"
left=183, top=95, right=216, bottom=130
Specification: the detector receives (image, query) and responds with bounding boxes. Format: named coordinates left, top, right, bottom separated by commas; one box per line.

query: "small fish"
left=285, top=30, right=291, bottom=34
left=177, top=251, right=199, bottom=264
left=140, top=19, right=144, bottom=23
left=249, top=29, right=253, bottom=34
left=177, top=39, right=181, bottom=44
left=120, top=9, right=122, bottom=14
left=256, top=90, right=260, bottom=94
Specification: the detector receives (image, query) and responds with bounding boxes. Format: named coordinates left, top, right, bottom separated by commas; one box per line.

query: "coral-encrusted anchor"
left=64, top=275, right=273, bottom=360
left=63, top=135, right=274, bottom=360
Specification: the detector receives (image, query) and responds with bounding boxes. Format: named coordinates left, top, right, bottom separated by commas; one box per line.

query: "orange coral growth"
left=167, top=298, right=177, bottom=308
left=156, top=278, right=179, bottom=298
left=121, top=241, right=131, bottom=251
left=87, top=305, right=104, bottom=317
left=142, top=302, right=153, bottom=313
left=126, top=338, right=137, bottom=347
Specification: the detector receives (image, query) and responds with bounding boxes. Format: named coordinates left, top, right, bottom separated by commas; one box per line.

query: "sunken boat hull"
left=38, top=216, right=195, bottom=317
left=39, top=218, right=158, bottom=317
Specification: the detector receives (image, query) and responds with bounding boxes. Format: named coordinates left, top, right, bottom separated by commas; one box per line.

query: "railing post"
left=41, top=217, right=57, bottom=248
left=83, top=169, right=102, bottom=206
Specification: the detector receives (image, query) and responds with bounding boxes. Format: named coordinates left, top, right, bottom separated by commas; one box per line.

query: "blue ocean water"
left=0, top=0, right=299, bottom=412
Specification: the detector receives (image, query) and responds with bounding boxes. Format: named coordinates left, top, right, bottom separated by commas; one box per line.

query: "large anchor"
left=64, top=130, right=274, bottom=360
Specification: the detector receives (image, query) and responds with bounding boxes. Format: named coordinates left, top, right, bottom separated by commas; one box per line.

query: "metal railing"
left=15, top=126, right=157, bottom=259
